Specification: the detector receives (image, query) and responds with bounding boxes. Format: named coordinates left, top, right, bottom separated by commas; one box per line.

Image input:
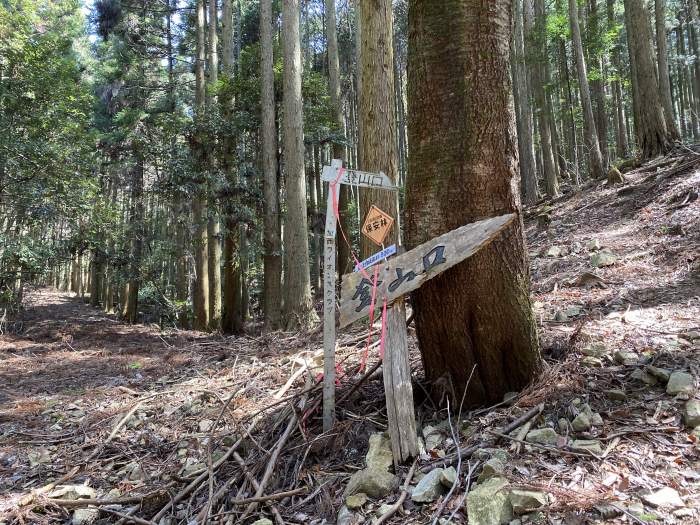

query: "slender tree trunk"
left=124, top=157, right=144, bottom=324
left=687, top=2, right=700, bottom=137
left=281, top=0, right=317, bottom=330
left=557, top=15, right=580, bottom=183
left=529, top=0, right=559, bottom=196
left=307, top=144, right=320, bottom=292
left=513, top=0, right=539, bottom=203
left=192, top=0, right=210, bottom=330
left=676, top=25, right=689, bottom=138
left=406, top=0, right=541, bottom=406
left=569, top=0, right=605, bottom=178
left=359, top=0, right=416, bottom=459
left=260, top=0, right=282, bottom=331
left=325, top=0, right=351, bottom=277
left=656, top=0, right=681, bottom=138
left=608, top=0, right=630, bottom=158
left=624, top=0, right=674, bottom=158
left=220, top=0, right=242, bottom=333
left=206, top=0, right=222, bottom=331
left=588, top=0, right=610, bottom=169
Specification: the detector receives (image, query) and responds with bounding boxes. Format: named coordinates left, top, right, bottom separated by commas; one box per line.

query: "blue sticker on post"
left=354, top=244, right=397, bottom=272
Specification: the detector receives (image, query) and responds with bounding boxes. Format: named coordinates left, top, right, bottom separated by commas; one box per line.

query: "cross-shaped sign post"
left=321, top=160, right=400, bottom=434
left=322, top=160, right=516, bottom=463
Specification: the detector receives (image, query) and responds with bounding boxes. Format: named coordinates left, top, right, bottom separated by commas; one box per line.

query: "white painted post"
left=322, top=159, right=343, bottom=433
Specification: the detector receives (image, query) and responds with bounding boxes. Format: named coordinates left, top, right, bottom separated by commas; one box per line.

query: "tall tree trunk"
left=220, top=0, right=242, bottom=333
left=588, top=0, right=610, bottom=169
left=569, top=0, right=605, bottom=179
left=124, top=157, right=144, bottom=324
left=529, top=0, right=559, bottom=196
left=656, top=0, right=681, bottom=138
left=307, top=144, right=320, bottom=292
left=624, top=0, right=674, bottom=158
left=608, top=0, right=630, bottom=158
left=676, top=25, right=689, bottom=138
left=260, top=0, right=282, bottom=331
left=260, top=0, right=281, bottom=332
left=281, top=0, right=317, bottom=330
left=406, top=0, right=541, bottom=406
left=192, top=0, right=210, bottom=330
left=359, top=0, right=417, bottom=459
left=207, top=0, right=222, bottom=331
left=686, top=2, right=700, bottom=137
left=557, top=14, right=580, bottom=183
left=513, top=0, right=539, bottom=203
left=325, top=0, right=351, bottom=277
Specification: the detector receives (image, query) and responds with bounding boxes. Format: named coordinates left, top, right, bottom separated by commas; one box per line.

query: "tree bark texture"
left=260, top=0, right=282, bottom=331
left=624, top=0, right=674, bottom=158
left=406, top=0, right=541, bottom=407
left=282, top=0, right=317, bottom=330
left=569, top=0, right=605, bottom=179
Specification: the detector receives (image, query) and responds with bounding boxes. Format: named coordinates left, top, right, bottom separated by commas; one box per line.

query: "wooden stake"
left=322, top=159, right=342, bottom=432
left=382, top=298, right=418, bottom=464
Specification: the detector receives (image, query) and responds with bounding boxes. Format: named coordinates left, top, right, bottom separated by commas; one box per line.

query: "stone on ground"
left=411, top=468, right=446, bottom=503
left=631, top=368, right=658, bottom=386
left=570, top=439, right=603, bottom=455
left=683, top=400, right=700, bottom=428
left=646, top=366, right=671, bottom=383
left=365, top=432, right=393, bottom=471
left=591, top=412, right=604, bottom=426
left=526, top=428, right=559, bottom=446
left=337, top=505, right=356, bottom=525
left=587, top=239, right=602, bottom=251
left=581, top=356, right=603, bottom=367
left=344, top=433, right=398, bottom=498
left=72, top=508, right=99, bottom=525
left=571, top=413, right=591, bottom=432
left=605, top=389, right=627, bottom=401
left=641, top=487, right=685, bottom=508
left=581, top=343, right=608, bottom=357
left=614, top=350, right=639, bottom=365
left=466, top=477, right=513, bottom=525
left=423, top=424, right=443, bottom=451
left=345, top=492, right=367, bottom=510
left=478, top=458, right=505, bottom=483
left=440, top=466, right=458, bottom=488
left=344, top=468, right=398, bottom=499
left=546, top=246, right=565, bottom=257
left=252, top=520, right=273, bottom=525
left=591, top=250, right=617, bottom=267
left=508, top=490, right=548, bottom=515
left=667, top=372, right=695, bottom=396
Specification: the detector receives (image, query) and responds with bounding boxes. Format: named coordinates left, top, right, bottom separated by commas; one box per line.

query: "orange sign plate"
left=362, top=205, right=394, bottom=246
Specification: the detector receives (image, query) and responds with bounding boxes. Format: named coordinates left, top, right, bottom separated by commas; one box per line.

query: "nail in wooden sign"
left=362, top=205, right=394, bottom=246
left=339, top=213, right=516, bottom=327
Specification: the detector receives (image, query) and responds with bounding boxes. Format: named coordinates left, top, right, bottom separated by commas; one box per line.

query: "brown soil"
left=1, top=150, right=699, bottom=524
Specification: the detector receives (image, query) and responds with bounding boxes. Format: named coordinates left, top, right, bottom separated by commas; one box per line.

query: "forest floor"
left=1, top=149, right=699, bottom=525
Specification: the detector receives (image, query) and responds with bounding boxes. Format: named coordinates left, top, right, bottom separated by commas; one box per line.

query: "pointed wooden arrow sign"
left=339, top=213, right=516, bottom=327
left=322, top=165, right=398, bottom=191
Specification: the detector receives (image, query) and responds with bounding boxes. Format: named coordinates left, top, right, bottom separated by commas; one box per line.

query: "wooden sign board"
left=322, top=166, right=398, bottom=191
left=362, top=205, right=394, bottom=246
left=339, top=213, right=516, bottom=327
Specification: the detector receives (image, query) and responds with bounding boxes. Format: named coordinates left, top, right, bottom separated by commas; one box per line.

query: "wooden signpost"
left=340, top=213, right=516, bottom=327
left=322, top=160, right=399, bottom=433
left=323, top=160, right=516, bottom=464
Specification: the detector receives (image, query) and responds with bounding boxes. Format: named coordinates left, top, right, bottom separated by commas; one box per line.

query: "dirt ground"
left=1, top=150, right=699, bottom=524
